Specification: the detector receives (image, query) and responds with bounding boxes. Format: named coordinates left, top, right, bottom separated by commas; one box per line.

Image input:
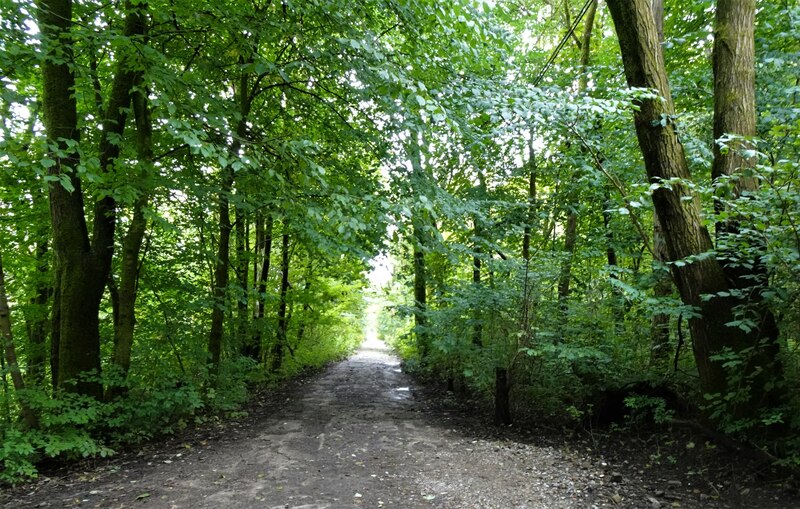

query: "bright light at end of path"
left=366, top=254, right=393, bottom=289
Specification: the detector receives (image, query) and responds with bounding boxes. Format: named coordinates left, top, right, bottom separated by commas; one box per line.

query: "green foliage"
left=1, top=0, right=799, bottom=484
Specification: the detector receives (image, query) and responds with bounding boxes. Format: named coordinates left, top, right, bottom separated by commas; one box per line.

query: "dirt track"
left=3, top=338, right=797, bottom=508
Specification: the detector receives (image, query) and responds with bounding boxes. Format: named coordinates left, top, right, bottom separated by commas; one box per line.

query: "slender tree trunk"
left=110, top=79, right=152, bottom=382
left=295, top=261, right=313, bottom=345
left=413, top=241, right=428, bottom=358
left=208, top=69, right=251, bottom=374
left=249, top=213, right=273, bottom=361
left=408, top=133, right=429, bottom=359
left=606, top=0, right=783, bottom=414
left=271, top=232, right=290, bottom=373
left=235, top=207, right=249, bottom=349
left=472, top=173, right=486, bottom=348
left=0, top=253, right=38, bottom=428
left=556, top=210, right=578, bottom=305
left=208, top=166, right=232, bottom=374
left=557, top=0, right=596, bottom=308
left=522, top=140, right=537, bottom=261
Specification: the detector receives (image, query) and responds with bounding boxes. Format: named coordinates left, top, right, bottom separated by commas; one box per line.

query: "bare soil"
left=2, top=339, right=798, bottom=508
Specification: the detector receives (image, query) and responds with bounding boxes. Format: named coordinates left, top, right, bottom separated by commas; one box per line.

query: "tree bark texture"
left=647, top=1, right=673, bottom=369
left=37, top=0, right=145, bottom=398
left=606, top=0, right=783, bottom=413
left=712, top=0, right=758, bottom=195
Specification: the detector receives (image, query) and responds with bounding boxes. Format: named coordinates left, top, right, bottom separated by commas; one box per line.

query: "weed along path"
left=3, top=338, right=794, bottom=509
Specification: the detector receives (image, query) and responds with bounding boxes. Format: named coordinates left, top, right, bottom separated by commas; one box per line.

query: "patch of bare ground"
left=2, top=339, right=797, bottom=508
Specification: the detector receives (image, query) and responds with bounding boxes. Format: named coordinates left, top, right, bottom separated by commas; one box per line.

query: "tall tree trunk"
left=235, top=206, right=249, bottom=349
left=110, top=80, right=152, bottom=384
left=472, top=218, right=483, bottom=348
left=471, top=172, right=486, bottom=348
left=522, top=140, right=537, bottom=261
left=557, top=0, right=596, bottom=308
left=0, top=253, right=38, bottom=428
left=408, top=133, right=429, bottom=359
left=208, top=166, right=232, bottom=374
left=606, top=0, right=783, bottom=415
left=648, top=0, right=672, bottom=368
left=208, top=68, right=251, bottom=374
left=712, top=0, right=758, bottom=206
left=271, top=232, right=290, bottom=373
left=249, top=213, right=273, bottom=361
left=37, top=0, right=145, bottom=398
left=556, top=210, right=578, bottom=305
left=295, top=261, right=313, bottom=346
left=412, top=242, right=428, bottom=358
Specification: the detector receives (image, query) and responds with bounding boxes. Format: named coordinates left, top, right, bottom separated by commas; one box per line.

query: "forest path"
left=4, top=338, right=781, bottom=508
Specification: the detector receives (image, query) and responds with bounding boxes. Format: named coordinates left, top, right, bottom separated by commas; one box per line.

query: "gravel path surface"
left=3, top=338, right=797, bottom=508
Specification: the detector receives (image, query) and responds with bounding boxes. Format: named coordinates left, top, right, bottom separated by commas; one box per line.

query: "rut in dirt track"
left=4, top=338, right=759, bottom=509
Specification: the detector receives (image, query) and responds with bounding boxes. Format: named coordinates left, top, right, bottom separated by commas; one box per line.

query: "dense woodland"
left=0, top=0, right=798, bottom=482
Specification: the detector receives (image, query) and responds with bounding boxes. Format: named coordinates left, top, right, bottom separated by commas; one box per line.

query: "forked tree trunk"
left=37, top=0, right=146, bottom=398
left=606, top=0, right=783, bottom=415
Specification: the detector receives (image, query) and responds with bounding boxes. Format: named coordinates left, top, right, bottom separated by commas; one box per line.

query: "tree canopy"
left=1, top=0, right=798, bottom=481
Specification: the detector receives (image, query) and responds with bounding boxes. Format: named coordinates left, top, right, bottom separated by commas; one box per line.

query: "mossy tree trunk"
left=37, top=0, right=145, bottom=398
